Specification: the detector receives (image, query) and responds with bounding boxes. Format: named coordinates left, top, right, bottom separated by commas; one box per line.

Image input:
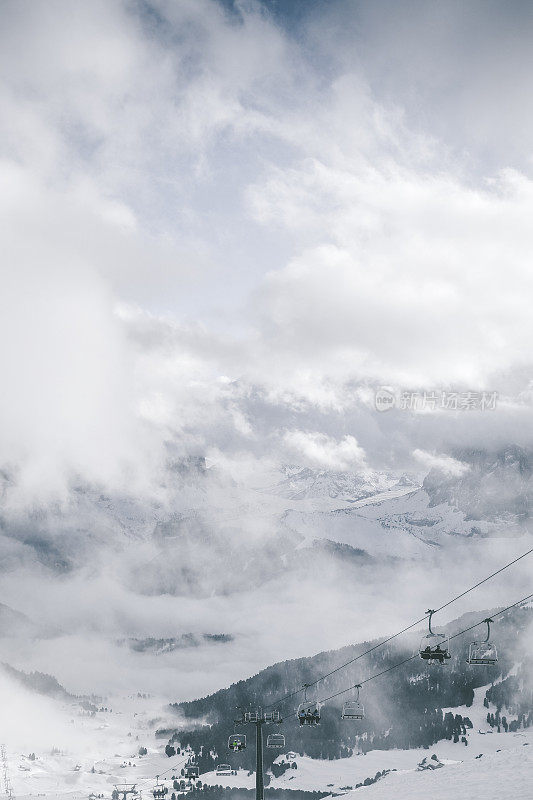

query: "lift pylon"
left=112, top=784, right=139, bottom=800
left=234, top=709, right=283, bottom=800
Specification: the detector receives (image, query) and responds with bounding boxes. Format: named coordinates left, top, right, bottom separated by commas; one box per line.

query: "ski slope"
left=5, top=671, right=533, bottom=800
left=338, top=744, right=533, bottom=798
left=195, top=686, right=533, bottom=797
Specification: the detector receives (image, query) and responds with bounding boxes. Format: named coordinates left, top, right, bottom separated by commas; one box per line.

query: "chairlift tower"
left=113, top=784, right=138, bottom=800
left=1, top=745, right=15, bottom=800
left=234, top=710, right=283, bottom=800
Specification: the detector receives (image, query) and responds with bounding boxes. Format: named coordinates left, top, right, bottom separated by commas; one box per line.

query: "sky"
left=2, top=2, right=533, bottom=737
left=2, top=0, right=533, bottom=503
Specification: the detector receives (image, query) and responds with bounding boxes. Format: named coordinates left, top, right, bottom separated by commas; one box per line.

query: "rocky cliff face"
left=423, top=445, right=532, bottom=526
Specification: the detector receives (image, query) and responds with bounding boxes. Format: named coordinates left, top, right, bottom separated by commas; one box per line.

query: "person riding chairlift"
left=434, top=644, right=445, bottom=663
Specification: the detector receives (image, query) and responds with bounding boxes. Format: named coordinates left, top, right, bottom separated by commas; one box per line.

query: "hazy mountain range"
left=0, top=444, right=532, bottom=614
left=0, top=443, right=532, bottom=720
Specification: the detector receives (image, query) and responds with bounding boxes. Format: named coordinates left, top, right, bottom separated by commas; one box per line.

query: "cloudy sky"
left=0, top=0, right=533, bottom=498
left=3, top=0, right=533, bottom=504
left=3, top=3, right=533, bottom=732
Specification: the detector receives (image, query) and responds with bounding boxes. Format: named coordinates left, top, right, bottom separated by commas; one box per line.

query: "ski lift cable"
left=139, top=592, right=533, bottom=790
left=133, top=757, right=189, bottom=790
left=264, top=546, right=533, bottom=710
left=446, top=598, right=531, bottom=645
left=317, top=590, right=533, bottom=706
left=430, top=547, right=533, bottom=615
left=153, top=757, right=189, bottom=780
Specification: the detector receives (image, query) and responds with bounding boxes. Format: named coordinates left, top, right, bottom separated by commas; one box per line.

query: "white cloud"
left=412, top=449, right=470, bottom=477
left=0, top=11, right=531, bottom=772
left=283, top=430, right=367, bottom=472
left=251, top=157, right=533, bottom=388
left=1, top=0, right=533, bottom=495
left=3, top=1, right=533, bottom=742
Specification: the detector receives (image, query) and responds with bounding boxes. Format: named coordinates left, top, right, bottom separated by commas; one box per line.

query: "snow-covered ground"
left=192, top=727, right=533, bottom=798
left=286, top=487, right=507, bottom=558
left=3, top=686, right=187, bottom=800
left=337, top=744, right=533, bottom=799
left=7, top=680, right=532, bottom=800
left=201, top=730, right=532, bottom=796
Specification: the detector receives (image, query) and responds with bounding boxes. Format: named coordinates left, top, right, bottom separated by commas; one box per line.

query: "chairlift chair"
left=152, top=778, right=168, bottom=800
left=341, top=685, right=365, bottom=720
left=184, top=766, right=199, bottom=780
left=467, top=618, right=498, bottom=666
left=228, top=734, right=246, bottom=752
left=419, top=610, right=451, bottom=664
left=263, top=711, right=281, bottom=723
left=296, top=684, right=321, bottom=725
left=266, top=733, right=285, bottom=749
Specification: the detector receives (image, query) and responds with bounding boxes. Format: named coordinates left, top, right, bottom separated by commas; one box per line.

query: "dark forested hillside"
left=165, top=606, right=532, bottom=772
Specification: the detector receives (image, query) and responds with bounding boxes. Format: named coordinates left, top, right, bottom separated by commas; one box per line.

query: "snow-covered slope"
left=265, top=466, right=417, bottom=509
left=4, top=592, right=533, bottom=800
left=8, top=687, right=533, bottom=800
left=193, top=684, right=533, bottom=796
left=6, top=679, right=530, bottom=800
left=1, top=448, right=530, bottom=599
left=283, top=486, right=499, bottom=558
left=337, top=744, right=533, bottom=799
